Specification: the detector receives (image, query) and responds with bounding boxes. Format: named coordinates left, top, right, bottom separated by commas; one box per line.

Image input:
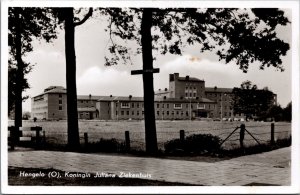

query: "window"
left=121, top=102, right=130, bottom=108
left=132, top=111, right=134, bottom=115
left=137, top=111, right=140, bottom=116
left=157, top=111, right=159, bottom=115
left=176, top=111, right=179, bottom=115
left=193, top=93, right=196, bottom=97
left=116, top=111, right=118, bottom=115
left=157, top=103, right=159, bottom=108
left=185, top=93, right=188, bottom=97
left=186, top=104, right=188, bottom=108
left=137, top=103, right=140, bottom=108
left=186, top=111, right=189, bottom=116
left=162, top=104, right=164, bottom=108
left=166, top=104, right=169, bottom=108
left=59, top=94, right=62, bottom=98
left=197, top=104, right=205, bottom=109
left=59, top=106, right=62, bottom=110
left=132, top=103, right=134, bottom=108
left=174, top=104, right=182, bottom=109
left=162, top=111, right=164, bottom=115
left=121, top=111, right=124, bottom=115
left=181, top=111, right=184, bottom=116
left=127, top=111, right=129, bottom=115
left=142, top=111, right=144, bottom=115
left=116, top=103, right=118, bottom=107
left=172, top=111, right=174, bottom=115
left=59, top=100, right=62, bottom=104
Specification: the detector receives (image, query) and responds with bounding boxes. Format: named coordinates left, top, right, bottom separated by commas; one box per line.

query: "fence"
left=8, top=121, right=291, bottom=151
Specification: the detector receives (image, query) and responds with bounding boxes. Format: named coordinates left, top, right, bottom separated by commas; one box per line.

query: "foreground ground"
left=7, top=147, right=290, bottom=186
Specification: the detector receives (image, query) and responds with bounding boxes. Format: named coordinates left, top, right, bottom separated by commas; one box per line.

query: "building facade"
left=31, top=73, right=277, bottom=120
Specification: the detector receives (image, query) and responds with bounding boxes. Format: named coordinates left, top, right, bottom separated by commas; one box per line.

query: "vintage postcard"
left=1, top=0, right=299, bottom=194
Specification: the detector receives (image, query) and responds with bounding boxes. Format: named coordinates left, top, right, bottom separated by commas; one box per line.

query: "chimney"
left=186, top=75, right=189, bottom=80
left=129, top=95, right=132, bottom=99
left=169, top=74, right=174, bottom=82
left=89, top=94, right=92, bottom=100
left=163, top=96, right=167, bottom=100
left=159, top=89, right=161, bottom=91
left=174, top=73, right=179, bottom=80
left=214, top=86, right=217, bottom=90
left=110, top=95, right=113, bottom=97
left=164, top=88, right=168, bottom=91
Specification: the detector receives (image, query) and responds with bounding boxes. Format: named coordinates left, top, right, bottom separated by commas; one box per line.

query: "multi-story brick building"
left=31, top=73, right=277, bottom=120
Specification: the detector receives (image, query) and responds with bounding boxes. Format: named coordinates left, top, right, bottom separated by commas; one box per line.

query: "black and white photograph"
left=1, top=0, right=299, bottom=194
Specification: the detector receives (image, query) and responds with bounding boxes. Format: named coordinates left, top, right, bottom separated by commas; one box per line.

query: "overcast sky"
left=22, top=8, right=292, bottom=112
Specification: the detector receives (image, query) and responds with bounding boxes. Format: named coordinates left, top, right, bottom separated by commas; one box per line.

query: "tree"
left=8, top=8, right=57, bottom=130
left=101, top=8, right=290, bottom=153
left=283, top=102, right=292, bottom=121
left=53, top=8, right=93, bottom=150
left=232, top=81, right=276, bottom=119
left=267, top=104, right=283, bottom=121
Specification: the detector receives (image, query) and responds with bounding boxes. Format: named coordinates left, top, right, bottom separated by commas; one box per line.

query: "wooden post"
left=34, top=126, right=41, bottom=149
left=240, top=124, right=245, bottom=149
left=84, top=133, right=88, bottom=149
left=9, top=126, right=15, bottom=150
left=43, top=131, right=46, bottom=144
left=180, top=130, right=185, bottom=142
left=271, top=123, right=275, bottom=145
left=125, top=131, right=130, bottom=151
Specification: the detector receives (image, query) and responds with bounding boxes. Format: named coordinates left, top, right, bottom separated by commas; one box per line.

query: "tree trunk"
left=14, top=8, right=23, bottom=141
left=141, top=8, right=158, bottom=154
left=64, top=8, right=80, bottom=150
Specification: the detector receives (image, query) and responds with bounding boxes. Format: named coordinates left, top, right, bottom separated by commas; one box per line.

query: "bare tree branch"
left=74, top=8, right=93, bottom=26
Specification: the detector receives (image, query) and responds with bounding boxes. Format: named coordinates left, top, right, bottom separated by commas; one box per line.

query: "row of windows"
left=117, top=102, right=213, bottom=110
left=79, top=100, right=94, bottom=104
left=116, top=110, right=190, bottom=116
left=32, top=106, right=47, bottom=110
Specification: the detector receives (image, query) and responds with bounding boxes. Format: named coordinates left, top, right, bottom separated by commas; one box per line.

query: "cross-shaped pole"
left=131, top=68, right=160, bottom=75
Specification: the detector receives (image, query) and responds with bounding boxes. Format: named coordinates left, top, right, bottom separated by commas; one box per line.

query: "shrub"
left=164, top=133, right=222, bottom=155
left=87, top=138, right=125, bottom=153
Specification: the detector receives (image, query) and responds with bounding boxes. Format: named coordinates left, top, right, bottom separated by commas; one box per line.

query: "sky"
left=21, top=8, right=292, bottom=112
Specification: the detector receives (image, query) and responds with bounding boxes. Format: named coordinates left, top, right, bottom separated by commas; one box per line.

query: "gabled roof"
left=78, top=95, right=106, bottom=100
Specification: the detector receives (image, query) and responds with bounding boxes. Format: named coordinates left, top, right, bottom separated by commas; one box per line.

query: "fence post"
left=35, top=127, right=41, bottom=149
left=240, top=124, right=245, bottom=149
left=271, top=123, right=275, bottom=145
left=43, top=131, right=46, bottom=144
left=125, top=131, right=130, bottom=151
left=84, top=133, right=88, bottom=149
left=9, top=126, right=15, bottom=150
left=180, top=130, right=185, bottom=142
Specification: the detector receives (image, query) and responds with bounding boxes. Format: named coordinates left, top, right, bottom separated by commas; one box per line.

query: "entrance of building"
left=194, top=110, right=208, bottom=118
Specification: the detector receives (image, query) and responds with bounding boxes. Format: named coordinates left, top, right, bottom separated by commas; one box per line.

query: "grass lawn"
left=8, top=167, right=195, bottom=186
left=9, top=120, right=291, bottom=151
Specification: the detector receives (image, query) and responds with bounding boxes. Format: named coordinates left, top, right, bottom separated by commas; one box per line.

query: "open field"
left=8, top=120, right=291, bottom=150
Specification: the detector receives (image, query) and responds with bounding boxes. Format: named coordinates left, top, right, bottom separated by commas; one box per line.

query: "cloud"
left=77, top=66, right=143, bottom=96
